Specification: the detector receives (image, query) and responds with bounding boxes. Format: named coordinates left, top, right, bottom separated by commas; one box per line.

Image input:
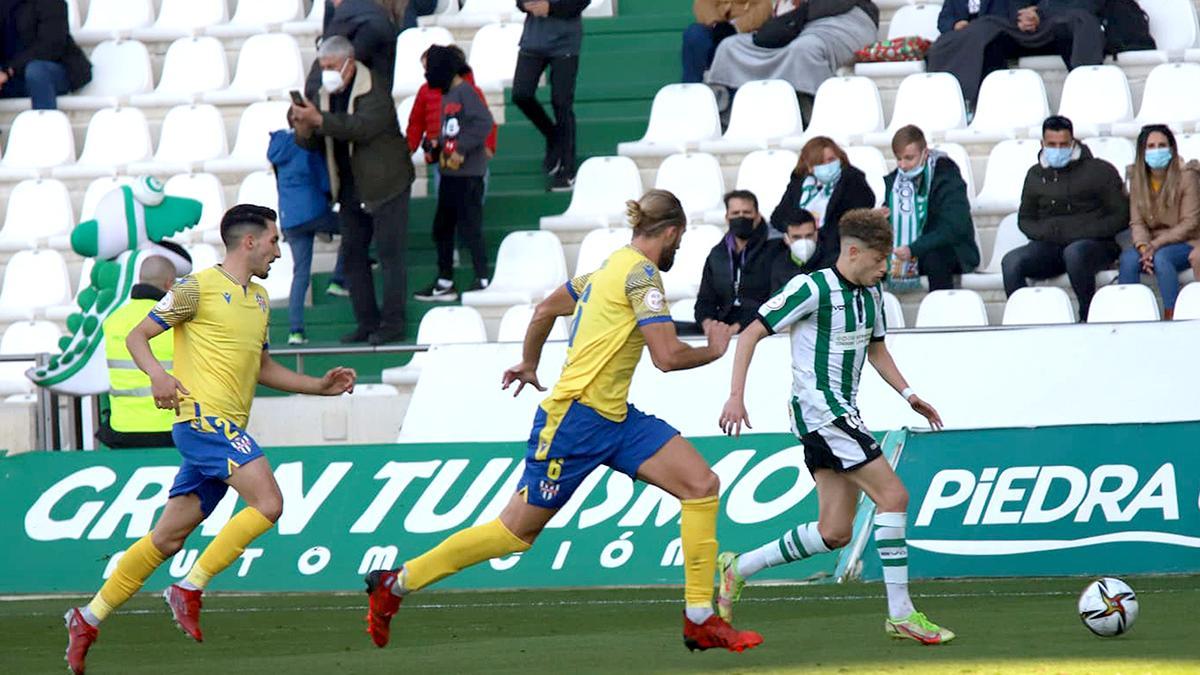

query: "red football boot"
left=64, top=608, right=99, bottom=675
left=682, top=612, right=764, bottom=653
left=163, top=584, right=204, bottom=642
left=364, top=569, right=403, bottom=648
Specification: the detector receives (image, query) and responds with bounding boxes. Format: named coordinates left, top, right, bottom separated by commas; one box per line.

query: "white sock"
left=178, top=579, right=201, bottom=591
left=685, top=605, right=714, bottom=624
left=388, top=567, right=408, bottom=598
left=874, top=511, right=915, bottom=620
left=737, top=522, right=831, bottom=579
left=79, top=605, right=101, bottom=627
left=436, top=278, right=453, bottom=288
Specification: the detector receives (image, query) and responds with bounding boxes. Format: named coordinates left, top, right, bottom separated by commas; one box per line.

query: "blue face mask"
left=1145, top=147, right=1173, bottom=170
left=898, top=164, right=924, bottom=180
left=812, top=160, right=842, bottom=185
left=1044, top=146, right=1072, bottom=169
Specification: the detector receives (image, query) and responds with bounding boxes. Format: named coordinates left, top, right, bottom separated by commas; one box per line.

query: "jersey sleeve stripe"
left=148, top=312, right=170, bottom=330
left=636, top=315, right=672, bottom=327
left=761, top=278, right=814, bottom=330
left=565, top=280, right=580, bottom=301
left=756, top=313, right=776, bottom=335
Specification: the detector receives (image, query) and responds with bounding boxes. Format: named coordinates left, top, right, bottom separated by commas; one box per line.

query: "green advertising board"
left=860, top=422, right=1200, bottom=581
left=0, top=434, right=840, bottom=594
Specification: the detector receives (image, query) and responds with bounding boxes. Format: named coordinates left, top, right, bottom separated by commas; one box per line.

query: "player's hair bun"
left=625, top=200, right=643, bottom=228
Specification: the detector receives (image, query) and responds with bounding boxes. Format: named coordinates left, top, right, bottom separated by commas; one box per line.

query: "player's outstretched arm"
left=258, top=352, right=357, bottom=396
left=719, top=319, right=768, bottom=437
left=502, top=284, right=576, bottom=396
left=867, top=340, right=943, bottom=430
left=640, top=318, right=735, bottom=373
left=127, top=316, right=189, bottom=414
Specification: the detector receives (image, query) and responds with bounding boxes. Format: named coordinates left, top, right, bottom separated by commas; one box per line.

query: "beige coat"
left=693, top=0, right=774, bottom=32
left=1130, top=163, right=1200, bottom=249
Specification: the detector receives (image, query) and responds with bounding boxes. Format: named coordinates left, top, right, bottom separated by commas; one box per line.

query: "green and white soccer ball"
left=1078, top=577, right=1138, bottom=637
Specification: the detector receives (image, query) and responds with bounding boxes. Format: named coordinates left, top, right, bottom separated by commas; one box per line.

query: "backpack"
left=1102, top=0, right=1156, bottom=55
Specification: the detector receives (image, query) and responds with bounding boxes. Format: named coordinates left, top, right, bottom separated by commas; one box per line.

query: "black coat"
left=0, top=0, right=90, bottom=90
left=770, top=164, right=876, bottom=272
left=516, top=0, right=589, bottom=57
left=936, top=0, right=1015, bottom=32
left=1018, top=142, right=1129, bottom=245
left=882, top=156, right=981, bottom=272
left=695, top=223, right=789, bottom=329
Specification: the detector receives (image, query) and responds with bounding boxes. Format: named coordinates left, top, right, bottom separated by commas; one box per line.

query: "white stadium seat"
left=256, top=242, right=295, bottom=305
left=699, top=79, right=804, bottom=154
left=237, top=171, right=281, bottom=214
left=129, top=104, right=228, bottom=175
left=915, top=289, right=989, bottom=328
left=1173, top=282, right=1200, bottom=319
left=961, top=213, right=1029, bottom=290
left=784, top=76, right=884, bottom=147
left=618, top=84, right=721, bottom=158
left=75, top=0, right=154, bottom=44
left=468, top=23, right=525, bottom=93
left=946, top=69, right=1049, bottom=144
left=1002, top=287, right=1076, bottom=325
left=419, top=0, right=461, bottom=26
left=0, top=110, right=75, bottom=178
left=930, top=142, right=977, bottom=207
left=0, top=179, right=74, bottom=251
left=130, top=37, right=230, bottom=107
left=1087, top=284, right=1160, bottom=322
left=574, top=227, right=633, bottom=276
left=462, top=231, right=568, bottom=307
left=133, top=0, right=228, bottom=41
left=864, top=73, right=967, bottom=146
left=669, top=297, right=697, bottom=324
left=973, top=139, right=1041, bottom=215
left=1114, top=63, right=1200, bottom=136
left=65, top=0, right=80, bottom=32
left=1177, top=132, right=1200, bottom=160
left=731, top=149, right=800, bottom=217
left=205, top=34, right=305, bottom=105
left=0, top=250, right=72, bottom=321
left=164, top=173, right=227, bottom=243
left=382, top=307, right=488, bottom=385
left=285, top=0, right=327, bottom=35
left=392, top=27, right=456, bottom=98
left=206, top=101, right=292, bottom=174
left=584, top=0, right=615, bottom=17
left=882, top=291, right=905, bottom=329
left=845, top=145, right=888, bottom=207
left=0, top=321, right=63, bottom=395
left=208, top=0, right=304, bottom=38
left=541, top=156, right=643, bottom=232
left=1055, top=66, right=1133, bottom=137
left=54, top=107, right=153, bottom=179
left=186, top=243, right=222, bottom=271
left=80, top=176, right=136, bottom=221
left=58, top=39, right=154, bottom=110
left=1083, top=136, right=1135, bottom=181
left=438, top=0, right=523, bottom=28
left=397, top=95, right=417, bottom=131
left=661, top=225, right=723, bottom=301
left=653, top=153, right=726, bottom=224
left=497, top=304, right=568, bottom=342
left=1125, top=0, right=1200, bottom=64
left=854, top=3, right=941, bottom=77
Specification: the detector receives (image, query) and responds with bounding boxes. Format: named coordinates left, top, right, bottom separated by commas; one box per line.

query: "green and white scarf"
left=885, top=152, right=937, bottom=293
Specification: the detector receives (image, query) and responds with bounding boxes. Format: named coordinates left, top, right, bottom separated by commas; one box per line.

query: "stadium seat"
left=863, top=73, right=967, bottom=146
left=437, top=0, right=523, bottom=28
left=844, top=146, right=888, bottom=207
left=237, top=170, right=281, bottom=214
left=468, top=23, right=525, bottom=93
left=0, top=250, right=72, bottom=321
left=783, top=76, right=884, bottom=147
left=65, top=0, right=80, bottom=32
left=0, top=321, right=62, bottom=396
left=75, top=0, right=154, bottom=44
left=1083, top=136, right=1135, bottom=180
left=133, top=0, right=228, bottom=41
left=584, top=0, right=616, bottom=17
left=653, top=153, right=726, bottom=224
left=929, top=142, right=977, bottom=207
left=1002, top=286, right=1076, bottom=325
left=392, top=27, right=456, bottom=98
left=130, top=36, right=230, bottom=107
left=1177, top=132, right=1200, bottom=160
left=382, top=306, right=488, bottom=385
left=207, top=0, right=304, bottom=38
left=462, top=231, right=568, bottom=307
left=53, top=107, right=153, bottom=179
left=164, top=173, right=226, bottom=243
left=661, top=224, right=723, bottom=300
left=205, top=101, right=291, bottom=174
left=1113, top=63, right=1200, bottom=137
left=186, top=243, right=222, bottom=271
left=397, top=95, right=417, bottom=131
left=497, top=303, right=568, bottom=342
left=284, top=0, right=326, bottom=35
left=0, top=110, right=75, bottom=178
left=669, top=297, right=697, bottom=324
left=618, top=84, right=721, bottom=158
left=1054, top=66, right=1133, bottom=137
left=574, top=227, right=633, bottom=276
left=256, top=242, right=294, bottom=305
left=1123, top=0, right=1200, bottom=65
left=57, top=39, right=154, bottom=110
left=79, top=176, right=136, bottom=221
left=1173, top=282, right=1200, bottom=319
left=719, top=149, right=800, bottom=220
left=45, top=255, right=95, bottom=320
left=972, top=139, right=1041, bottom=215
left=418, top=0, right=461, bottom=26
left=540, top=156, right=643, bottom=232
left=961, top=213, right=1028, bottom=290
left=854, top=3, right=941, bottom=77
left=0, top=179, right=74, bottom=251
left=946, top=69, right=1049, bottom=144
left=915, top=289, right=989, bottom=328
left=205, top=34, right=305, bottom=105
left=882, top=291, right=905, bottom=329
left=1087, top=284, right=1160, bottom=322
left=698, top=79, right=804, bottom=154
left=129, top=104, right=228, bottom=175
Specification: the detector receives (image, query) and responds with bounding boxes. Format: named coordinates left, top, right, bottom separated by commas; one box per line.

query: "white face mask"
left=789, top=238, right=816, bottom=264
left=321, top=61, right=348, bottom=93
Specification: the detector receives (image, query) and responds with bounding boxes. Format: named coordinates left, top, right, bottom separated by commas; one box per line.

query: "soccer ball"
left=1078, top=577, right=1138, bottom=637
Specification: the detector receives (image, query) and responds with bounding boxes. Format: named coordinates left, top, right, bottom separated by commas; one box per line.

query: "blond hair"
left=625, top=189, right=686, bottom=236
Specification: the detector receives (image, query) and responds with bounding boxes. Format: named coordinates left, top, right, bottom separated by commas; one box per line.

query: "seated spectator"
left=1118, top=125, right=1200, bottom=320
left=927, top=0, right=1106, bottom=106
left=682, top=0, right=773, bottom=83
left=770, top=206, right=819, bottom=290
left=770, top=136, right=876, bottom=272
left=1002, top=116, right=1128, bottom=321
left=695, top=189, right=788, bottom=330
left=883, top=125, right=980, bottom=292
left=0, top=0, right=91, bottom=110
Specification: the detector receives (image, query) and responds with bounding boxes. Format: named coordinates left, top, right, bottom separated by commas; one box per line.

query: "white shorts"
left=800, top=415, right=882, bottom=474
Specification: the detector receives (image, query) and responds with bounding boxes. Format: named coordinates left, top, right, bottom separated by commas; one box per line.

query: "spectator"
left=307, top=0, right=399, bottom=95
left=269, top=110, right=349, bottom=345
left=770, top=205, right=819, bottom=290
left=403, top=0, right=439, bottom=30
left=292, top=36, right=414, bottom=345
left=883, top=125, right=980, bottom=292
left=1002, top=116, right=1128, bottom=322
left=695, top=190, right=788, bottom=330
left=1118, top=125, right=1200, bottom=320
left=770, top=136, right=876, bottom=272
left=936, top=0, right=1013, bottom=33
left=513, top=0, right=589, bottom=191
left=413, top=46, right=495, bottom=302
left=682, top=0, right=773, bottom=83
left=0, top=0, right=91, bottom=110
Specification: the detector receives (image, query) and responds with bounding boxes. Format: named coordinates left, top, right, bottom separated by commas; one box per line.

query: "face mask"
left=789, top=238, right=816, bottom=265
left=812, top=159, right=842, bottom=185
left=322, top=61, right=348, bottom=93
left=898, top=160, right=925, bottom=180
left=1044, top=146, right=1072, bottom=169
left=729, top=216, right=756, bottom=239
left=1145, top=147, right=1173, bottom=170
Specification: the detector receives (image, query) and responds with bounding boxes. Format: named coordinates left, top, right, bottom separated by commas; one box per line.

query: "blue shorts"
left=517, top=401, right=678, bottom=509
left=169, top=417, right=264, bottom=515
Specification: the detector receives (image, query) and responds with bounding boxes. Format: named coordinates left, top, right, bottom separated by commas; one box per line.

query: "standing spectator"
left=512, top=0, right=589, bottom=191
left=0, top=0, right=91, bottom=110
left=695, top=190, right=788, bottom=330
left=883, top=125, right=980, bottom=292
left=403, top=0, right=439, bottom=29
left=292, top=36, right=414, bottom=345
left=307, top=0, right=399, bottom=95
left=1002, top=116, right=1128, bottom=321
left=682, top=0, right=773, bottom=83
left=770, top=205, right=819, bottom=290
left=1118, top=125, right=1200, bottom=320
left=413, top=46, right=495, bottom=302
left=770, top=136, right=876, bottom=272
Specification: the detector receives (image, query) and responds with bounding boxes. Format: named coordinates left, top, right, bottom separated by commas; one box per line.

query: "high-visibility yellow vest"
left=103, top=297, right=176, bottom=433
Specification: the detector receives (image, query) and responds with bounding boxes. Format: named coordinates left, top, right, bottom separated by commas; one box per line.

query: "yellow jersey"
left=541, top=245, right=672, bottom=426
left=148, top=265, right=270, bottom=428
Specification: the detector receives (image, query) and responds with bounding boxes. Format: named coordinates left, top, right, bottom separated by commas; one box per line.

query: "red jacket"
left=407, top=70, right=498, bottom=158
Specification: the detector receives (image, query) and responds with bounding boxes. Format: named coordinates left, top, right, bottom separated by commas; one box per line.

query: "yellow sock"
left=87, top=534, right=167, bottom=622
left=403, top=519, right=530, bottom=592
left=680, top=495, right=720, bottom=610
left=184, top=507, right=274, bottom=589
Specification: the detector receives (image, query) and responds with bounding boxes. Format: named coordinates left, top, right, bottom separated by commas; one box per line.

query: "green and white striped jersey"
left=756, top=268, right=887, bottom=435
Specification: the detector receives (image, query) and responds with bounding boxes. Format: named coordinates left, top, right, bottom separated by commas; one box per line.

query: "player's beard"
left=658, top=247, right=676, bottom=272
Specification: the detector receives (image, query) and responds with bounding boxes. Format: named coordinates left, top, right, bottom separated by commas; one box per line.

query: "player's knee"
left=681, top=469, right=720, bottom=500
left=251, top=496, right=283, bottom=523
left=818, top=524, right=852, bottom=550
left=878, top=485, right=909, bottom=514
left=151, top=530, right=185, bottom=557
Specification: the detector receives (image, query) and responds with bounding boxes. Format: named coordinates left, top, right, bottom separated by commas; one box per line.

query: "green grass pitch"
left=3, top=576, right=1198, bottom=674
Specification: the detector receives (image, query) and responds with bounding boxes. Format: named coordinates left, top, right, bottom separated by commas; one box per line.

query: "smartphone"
left=289, top=90, right=305, bottom=106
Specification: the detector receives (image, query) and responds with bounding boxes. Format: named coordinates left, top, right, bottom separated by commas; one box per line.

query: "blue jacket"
left=937, top=0, right=1019, bottom=33
left=267, top=129, right=332, bottom=230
